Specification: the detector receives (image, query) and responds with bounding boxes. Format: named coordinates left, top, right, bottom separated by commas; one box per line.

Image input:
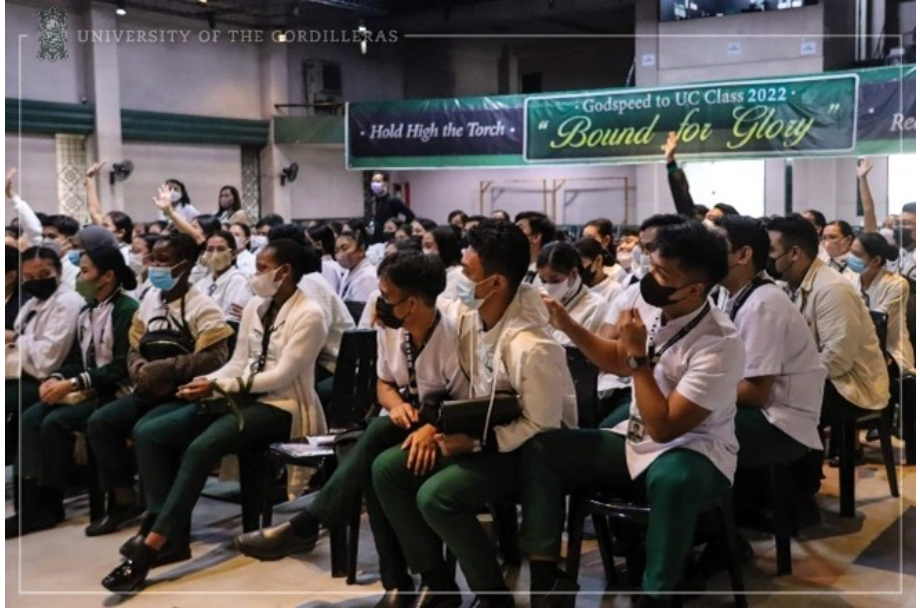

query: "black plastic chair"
left=343, top=301, right=367, bottom=327
left=565, top=490, right=748, bottom=607
left=565, top=346, right=600, bottom=429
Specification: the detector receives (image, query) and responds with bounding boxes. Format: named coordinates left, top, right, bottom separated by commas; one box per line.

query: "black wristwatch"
left=627, top=354, right=649, bottom=372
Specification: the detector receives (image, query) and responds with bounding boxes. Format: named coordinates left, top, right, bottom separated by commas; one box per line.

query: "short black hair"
left=466, top=215, right=487, bottom=224
left=107, top=211, right=134, bottom=244
left=136, top=233, right=159, bottom=255
left=338, top=226, right=369, bottom=250
left=148, top=220, right=168, bottom=233
left=585, top=218, right=615, bottom=241
left=21, top=246, right=62, bottom=275
left=267, top=224, right=321, bottom=274
left=803, top=209, right=827, bottom=230
left=156, top=232, right=200, bottom=265
left=826, top=220, right=854, bottom=239
left=42, top=214, right=80, bottom=237
left=716, top=215, right=770, bottom=272
left=378, top=249, right=446, bottom=306
left=692, top=204, right=709, bottom=219
left=766, top=214, right=820, bottom=259
left=491, top=210, right=511, bottom=222
left=255, top=214, right=285, bottom=229
left=654, top=222, right=729, bottom=288
left=574, top=237, right=607, bottom=262
left=208, top=229, right=237, bottom=253
left=466, top=219, right=530, bottom=291
left=414, top=218, right=437, bottom=232
left=536, top=242, right=580, bottom=274
left=264, top=238, right=312, bottom=283
left=515, top=211, right=556, bottom=248
left=448, top=210, right=468, bottom=224
left=372, top=170, right=390, bottom=182
left=639, top=214, right=686, bottom=233
left=6, top=245, right=19, bottom=273
left=429, top=225, right=462, bottom=267
left=307, top=223, right=336, bottom=258
left=857, top=232, right=899, bottom=264
left=713, top=203, right=740, bottom=217
left=903, top=202, right=916, bottom=214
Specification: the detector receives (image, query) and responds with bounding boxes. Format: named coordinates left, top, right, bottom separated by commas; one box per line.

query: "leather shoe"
left=413, top=585, right=463, bottom=608
left=120, top=534, right=191, bottom=568
left=85, top=503, right=143, bottom=537
left=376, top=588, right=417, bottom=608
left=233, top=522, right=317, bottom=561
left=101, top=543, right=156, bottom=593
left=531, top=570, right=579, bottom=608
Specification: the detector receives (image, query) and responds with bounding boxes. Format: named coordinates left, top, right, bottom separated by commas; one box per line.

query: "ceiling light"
left=116, top=0, right=127, bottom=15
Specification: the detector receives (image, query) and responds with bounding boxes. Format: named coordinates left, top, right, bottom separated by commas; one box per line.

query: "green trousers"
left=294, top=416, right=412, bottom=590
left=19, top=397, right=103, bottom=490
left=132, top=401, right=291, bottom=540
left=372, top=444, right=520, bottom=594
left=6, top=376, right=40, bottom=465
left=735, top=408, right=808, bottom=469
left=598, top=399, right=631, bottom=430
left=519, top=429, right=727, bottom=594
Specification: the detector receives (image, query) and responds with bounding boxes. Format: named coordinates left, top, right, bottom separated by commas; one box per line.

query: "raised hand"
left=6, top=169, right=17, bottom=199
left=857, top=158, right=873, bottom=180
left=153, top=183, right=174, bottom=213
left=663, top=131, right=679, bottom=163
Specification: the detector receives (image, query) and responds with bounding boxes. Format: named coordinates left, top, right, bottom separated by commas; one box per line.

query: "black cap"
left=83, top=244, right=138, bottom=291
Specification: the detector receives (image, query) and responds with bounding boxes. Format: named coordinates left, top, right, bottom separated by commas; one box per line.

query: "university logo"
left=38, top=7, right=69, bottom=62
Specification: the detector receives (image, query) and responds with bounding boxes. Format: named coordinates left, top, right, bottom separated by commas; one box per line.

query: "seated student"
left=894, top=202, right=916, bottom=281
left=582, top=218, right=619, bottom=278
left=849, top=232, right=915, bottom=374
left=194, top=230, right=253, bottom=326
left=410, top=218, right=437, bottom=238
left=537, top=242, right=608, bottom=345
left=765, top=214, right=889, bottom=521
left=7, top=245, right=139, bottom=537
left=372, top=220, right=577, bottom=607
left=335, top=228, right=377, bottom=303
left=129, top=233, right=159, bottom=302
left=520, top=222, right=745, bottom=607
left=6, top=245, right=28, bottom=332
left=515, top=211, right=555, bottom=285
left=574, top=238, right=623, bottom=303
left=40, top=214, right=81, bottom=287
left=422, top=225, right=464, bottom=301
left=614, top=232, right=641, bottom=285
left=85, top=233, right=233, bottom=536
left=5, top=246, right=85, bottom=442
left=307, top=222, right=344, bottom=293
left=100, top=239, right=329, bottom=593
left=802, top=209, right=830, bottom=261
left=822, top=220, right=857, bottom=279
left=229, top=222, right=257, bottom=276
left=714, top=216, right=825, bottom=470
left=236, top=250, right=466, bottom=607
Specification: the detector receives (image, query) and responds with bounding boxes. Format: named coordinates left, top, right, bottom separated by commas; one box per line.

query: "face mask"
left=205, top=250, right=233, bottom=272
left=251, top=267, right=283, bottom=298
left=23, top=277, right=58, bottom=301
left=40, top=238, right=61, bottom=255
left=375, top=296, right=407, bottom=330
left=632, top=248, right=651, bottom=279
left=383, top=231, right=397, bottom=242
left=847, top=255, right=868, bottom=274
left=423, top=247, right=437, bottom=257
left=616, top=251, right=633, bottom=269
left=75, top=276, right=98, bottom=300
left=765, top=251, right=791, bottom=281
left=250, top=235, right=268, bottom=252
left=128, top=252, right=146, bottom=276
left=68, top=250, right=83, bottom=266
left=578, top=264, right=595, bottom=286
left=543, top=276, right=580, bottom=304
left=640, top=273, right=693, bottom=308
left=148, top=263, right=183, bottom=291
left=169, top=190, right=182, bottom=203
left=219, top=197, right=233, bottom=210
left=457, top=274, right=494, bottom=310
left=235, top=235, right=249, bottom=251
left=370, top=182, right=386, bottom=196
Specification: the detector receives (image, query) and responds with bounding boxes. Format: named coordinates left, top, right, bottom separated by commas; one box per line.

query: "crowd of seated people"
left=3, top=141, right=915, bottom=606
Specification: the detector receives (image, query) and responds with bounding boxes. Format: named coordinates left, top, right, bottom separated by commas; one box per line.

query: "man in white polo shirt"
left=520, top=222, right=745, bottom=607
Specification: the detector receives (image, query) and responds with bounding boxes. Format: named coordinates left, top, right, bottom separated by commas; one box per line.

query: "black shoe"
left=119, top=534, right=191, bottom=568
left=531, top=569, right=579, bottom=608
left=85, top=502, right=144, bottom=537
left=697, top=535, right=753, bottom=581
left=101, top=543, right=157, bottom=593
left=471, top=594, right=516, bottom=608
left=233, top=522, right=317, bottom=561
left=376, top=589, right=418, bottom=608
left=412, top=585, right=463, bottom=608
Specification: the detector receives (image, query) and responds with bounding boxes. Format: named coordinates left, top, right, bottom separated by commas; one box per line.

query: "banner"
left=345, top=65, right=915, bottom=169
left=525, top=75, right=857, bottom=162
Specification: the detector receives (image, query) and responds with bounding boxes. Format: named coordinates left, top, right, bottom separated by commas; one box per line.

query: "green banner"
left=525, top=74, right=858, bottom=163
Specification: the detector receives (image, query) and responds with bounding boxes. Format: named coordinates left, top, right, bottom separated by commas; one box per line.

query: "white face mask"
left=542, top=276, right=580, bottom=304
left=423, top=247, right=437, bottom=257
left=616, top=250, right=633, bottom=269
left=632, top=247, right=651, bottom=279
left=235, top=235, right=248, bottom=251
left=128, top=252, right=146, bottom=275
left=169, top=190, right=182, bottom=203
left=250, top=267, right=283, bottom=298
left=250, top=235, right=268, bottom=252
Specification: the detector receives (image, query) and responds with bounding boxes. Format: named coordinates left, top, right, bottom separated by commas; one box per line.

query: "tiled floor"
left=6, top=443, right=916, bottom=608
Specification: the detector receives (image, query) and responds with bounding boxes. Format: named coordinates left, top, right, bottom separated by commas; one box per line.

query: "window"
left=681, top=159, right=766, bottom=217
left=887, top=154, right=916, bottom=215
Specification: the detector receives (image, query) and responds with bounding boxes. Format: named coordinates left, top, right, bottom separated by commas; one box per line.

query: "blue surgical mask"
left=847, top=255, right=868, bottom=274
left=68, top=249, right=82, bottom=266
left=148, top=263, right=182, bottom=291
left=456, top=274, right=494, bottom=310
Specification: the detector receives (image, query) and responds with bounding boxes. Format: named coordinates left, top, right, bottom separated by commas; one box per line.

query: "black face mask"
left=640, top=273, right=692, bottom=308
left=765, top=251, right=790, bottom=280
left=578, top=264, right=595, bottom=286
left=382, top=231, right=396, bottom=242
left=376, top=296, right=406, bottom=330
left=22, top=277, right=58, bottom=301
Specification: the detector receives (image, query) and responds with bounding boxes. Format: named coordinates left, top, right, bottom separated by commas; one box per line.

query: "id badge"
left=627, top=414, right=646, bottom=443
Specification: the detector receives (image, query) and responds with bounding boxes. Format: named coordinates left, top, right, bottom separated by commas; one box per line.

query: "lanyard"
left=253, top=302, right=281, bottom=374
left=729, top=277, right=773, bottom=322
left=401, top=312, right=441, bottom=408
left=646, top=302, right=710, bottom=368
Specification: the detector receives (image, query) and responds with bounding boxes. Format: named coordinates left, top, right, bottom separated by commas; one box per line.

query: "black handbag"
left=138, top=295, right=195, bottom=361
left=436, top=392, right=522, bottom=437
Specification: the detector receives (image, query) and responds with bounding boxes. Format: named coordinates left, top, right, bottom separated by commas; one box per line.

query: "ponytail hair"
left=857, top=232, right=899, bottom=265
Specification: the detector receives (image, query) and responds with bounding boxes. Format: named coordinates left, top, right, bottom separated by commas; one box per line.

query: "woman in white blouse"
left=215, top=185, right=249, bottom=225
left=194, top=230, right=253, bottom=326
left=335, top=230, right=377, bottom=303
left=574, top=238, right=623, bottom=304
left=229, top=222, right=257, bottom=276
left=101, top=238, right=329, bottom=593
left=537, top=242, right=608, bottom=346
left=422, top=225, right=464, bottom=301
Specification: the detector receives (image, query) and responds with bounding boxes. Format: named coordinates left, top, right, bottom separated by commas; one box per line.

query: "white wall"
left=793, top=155, right=889, bottom=225
left=117, top=141, right=243, bottom=222
left=4, top=134, right=59, bottom=215
left=280, top=146, right=364, bottom=220
left=287, top=41, right=405, bottom=106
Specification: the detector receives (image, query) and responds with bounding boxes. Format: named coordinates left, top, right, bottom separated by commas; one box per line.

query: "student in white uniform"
left=821, top=220, right=858, bottom=281
left=848, top=232, right=915, bottom=374
left=158, top=179, right=200, bottom=224
left=335, top=230, right=377, bottom=303
left=422, top=226, right=464, bottom=301
left=372, top=219, right=577, bottom=607
left=765, top=214, right=889, bottom=519
left=194, top=231, right=253, bottom=326
left=237, top=250, right=467, bottom=607
left=582, top=217, right=621, bottom=278
left=574, top=238, right=623, bottom=304
left=536, top=242, right=607, bottom=345
left=308, top=223, right=345, bottom=293
left=515, top=211, right=554, bottom=286
left=715, top=216, right=825, bottom=470
left=520, top=222, right=745, bottom=607
left=39, top=214, right=81, bottom=288
left=84, top=161, right=134, bottom=265
left=614, top=233, right=641, bottom=285
left=229, top=222, right=256, bottom=276
left=215, top=186, right=249, bottom=225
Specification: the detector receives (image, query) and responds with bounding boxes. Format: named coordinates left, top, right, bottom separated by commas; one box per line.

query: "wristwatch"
left=626, top=354, right=649, bottom=372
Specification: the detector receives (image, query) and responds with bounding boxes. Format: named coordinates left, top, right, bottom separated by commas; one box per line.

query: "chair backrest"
left=565, top=346, right=600, bottom=428
left=327, top=329, right=378, bottom=430
left=344, top=301, right=366, bottom=326
left=869, top=310, right=889, bottom=353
